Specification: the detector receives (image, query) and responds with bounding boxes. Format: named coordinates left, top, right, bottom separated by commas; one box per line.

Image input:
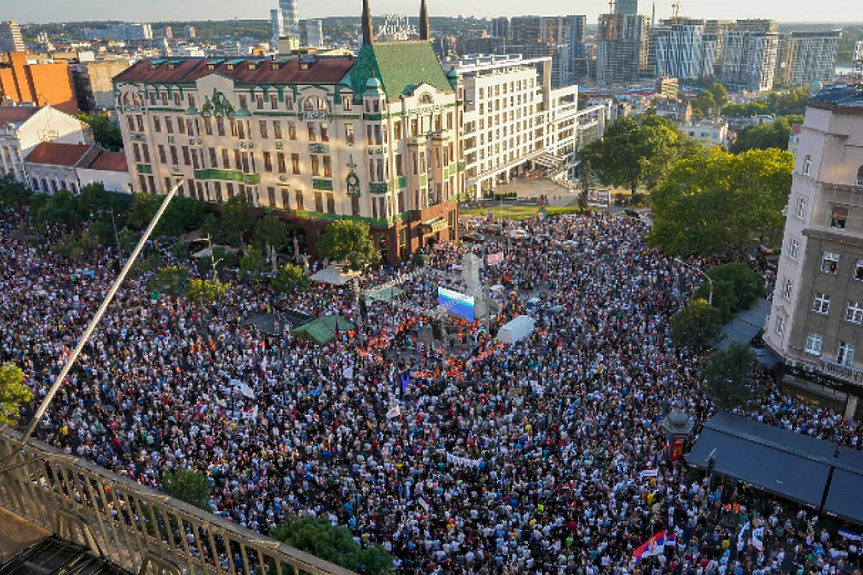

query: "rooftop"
left=25, top=142, right=92, bottom=166
left=88, top=150, right=128, bottom=172
left=809, top=84, right=863, bottom=113
left=0, top=105, right=39, bottom=125
left=348, top=41, right=453, bottom=98
left=113, top=56, right=355, bottom=86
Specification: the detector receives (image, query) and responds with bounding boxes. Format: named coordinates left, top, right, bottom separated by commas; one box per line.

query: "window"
left=858, top=165, right=863, bottom=186
left=812, top=293, right=831, bottom=315
left=343, top=98, right=352, bottom=111
left=239, top=95, right=248, bottom=110
left=775, top=316, right=785, bottom=335
left=217, top=117, right=225, bottom=137
left=153, top=116, right=161, bottom=133
left=314, top=191, right=323, bottom=212
left=263, top=152, right=273, bottom=172
left=821, top=252, right=839, bottom=274
left=788, top=238, right=799, bottom=261
left=308, top=124, right=317, bottom=142
left=158, top=144, right=167, bottom=164
left=345, top=124, right=354, bottom=145
left=796, top=197, right=806, bottom=219
left=838, top=342, right=855, bottom=366
left=781, top=278, right=792, bottom=299
left=326, top=194, right=335, bottom=214
left=259, top=121, right=268, bottom=139
left=805, top=333, right=823, bottom=355
left=277, top=152, right=286, bottom=174
left=803, top=155, right=812, bottom=176
left=311, top=155, right=320, bottom=176
left=295, top=190, right=304, bottom=211
left=322, top=156, right=331, bottom=178
left=291, top=153, right=300, bottom=175
left=856, top=261, right=863, bottom=281
left=288, top=123, right=297, bottom=140
left=256, top=94, right=264, bottom=110
left=846, top=301, right=863, bottom=324
left=321, top=123, right=329, bottom=142
left=126, top=115, right=135, bottom=131
left=273, top=121, right=283, bottom=140
left=165, top=116, right=174, bottom=134
left=188, top=94, right=195, bottom=107
left=170, top=146, right=178, bottom=165
left=830, top=206, right=848, bottom=230
left=270, top=94, right=278, bottom=109
left=221, top=149, right=230, bottom=169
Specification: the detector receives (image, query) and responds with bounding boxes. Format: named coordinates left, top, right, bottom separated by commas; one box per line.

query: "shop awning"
left=422, top=217, right=447, bottom=234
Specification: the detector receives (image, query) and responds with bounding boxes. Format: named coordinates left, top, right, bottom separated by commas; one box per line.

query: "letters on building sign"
left=410, top=104, right=445, bottom=117
left=303, top=111, right=329, bottom=121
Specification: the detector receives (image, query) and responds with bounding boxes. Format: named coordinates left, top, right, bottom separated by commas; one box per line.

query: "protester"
left=2, top=205, right=861, bottom=575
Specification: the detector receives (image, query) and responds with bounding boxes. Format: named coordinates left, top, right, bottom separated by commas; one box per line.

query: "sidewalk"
left=0, top=507, right=50, bottom=563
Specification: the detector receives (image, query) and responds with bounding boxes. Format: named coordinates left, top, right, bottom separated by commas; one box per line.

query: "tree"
left=273, top=516, right=392, bottom=575
left=220, top=195, right=256, bottom=247
left=649, top=147, right=793, bottom=258
left=693, top=90, right=716, bottom=119
left=579, top=113, right=690, bottom=195
left=255, top=214, right=290, bottom=272
left=149, top=266, right=190, bottom=297
left=708, top=82, right=728, bottom=110
left=0, top=363, right=32, bottom=427
left=0, top=174, right=33, bottom=209
left=239, top=247, right=267, bottom=282
left=77, top=112, right=123, bottom=151
left=35, top=188, right=82, bottom=228
left=187, top=278, right=229, bottom=304
left=128, top=194, right=205, bottom=238
left=701, top=341, right=756, bottom=411
left=272, top=263, right=308, bottom=294
left=694, top=263, right=766, bottom=321
left=317, top=220, right=380, bottom=271
left=161, top=467, right=212, bottom=510
left=670, top=300, right=724, bottom=350
left=730, top=116, right=803, bottom=153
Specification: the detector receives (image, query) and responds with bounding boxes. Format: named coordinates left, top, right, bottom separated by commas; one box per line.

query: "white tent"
left=498, top=315, right=535, bottom=344
left=310, top=265, right=360, bottom=285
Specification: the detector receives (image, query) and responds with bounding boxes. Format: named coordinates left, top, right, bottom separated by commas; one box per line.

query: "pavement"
left=0, top=506, right=50, bottom=563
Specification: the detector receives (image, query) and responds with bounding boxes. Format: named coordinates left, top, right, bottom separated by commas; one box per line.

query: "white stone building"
left=764, top=84, right=863, bottom=418
left=0, top=105, right=92, bottom=183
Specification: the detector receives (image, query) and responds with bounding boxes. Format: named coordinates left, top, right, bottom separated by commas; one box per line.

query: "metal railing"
left=0, top=428, right=355, bottom=575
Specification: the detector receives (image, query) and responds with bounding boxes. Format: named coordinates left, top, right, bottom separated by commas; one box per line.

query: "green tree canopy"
left=187, top=278, right=229, bottom=304
left=693, top=90, right=716, bottom=119
left=255, top=214, right=290, bottom=272
left=0, top=363, right=32, bottom=427
left=0, top=174, right=33, bottom=209
left=273, top=516, right=392, bottom=575
left=161, top=467, right=212, bottom=510
left=317, top=220, right=380, bottom=271
left=579, top=113, right=692, bottom=194
left=701, top=341, right=757, bottom=411
left=127, top=194, right=205, bottom=238
left=272, top=263, right=308, bottom=294
left=77, top=112, right=123, bottom=151
left=220, top=195, right=256, bottom=247
left=149, top=266, right=190, bottom=297
left=694, top=263, right=766, bottom=321
left=670, top=300, right=724, bottom=351
left=239, top=247, right=267, bottom=282
left=649, top=147, right=793, bottom=257
left=730, top=116, right=802, bottom=153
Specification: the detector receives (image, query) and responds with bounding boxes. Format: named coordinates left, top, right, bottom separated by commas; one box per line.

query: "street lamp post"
left=674, top=258, right=713, bottom=305
left=661, top=410, right=694, bottom=463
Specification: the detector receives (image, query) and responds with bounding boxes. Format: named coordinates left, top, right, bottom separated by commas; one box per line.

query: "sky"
left=7, top=0, right=863, bottom=25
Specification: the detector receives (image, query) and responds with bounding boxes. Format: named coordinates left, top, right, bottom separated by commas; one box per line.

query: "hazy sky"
left=7, top=0, right=862, bottom=24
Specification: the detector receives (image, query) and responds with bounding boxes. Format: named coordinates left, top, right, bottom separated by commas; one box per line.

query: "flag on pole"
left=633, top=531, right=667, bottom=562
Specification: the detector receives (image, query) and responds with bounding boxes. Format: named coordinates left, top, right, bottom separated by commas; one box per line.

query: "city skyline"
left=5, top=0, right=863, bottom=25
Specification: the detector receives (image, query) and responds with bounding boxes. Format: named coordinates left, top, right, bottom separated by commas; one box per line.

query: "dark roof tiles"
left=25, top=142, right=92, bottom=167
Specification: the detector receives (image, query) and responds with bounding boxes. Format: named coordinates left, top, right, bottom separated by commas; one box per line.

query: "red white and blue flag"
left=633, top=531, right=667, bottom=562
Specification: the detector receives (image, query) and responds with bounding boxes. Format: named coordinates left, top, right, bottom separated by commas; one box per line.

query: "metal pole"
left=1, top=180, right=183, bottom=471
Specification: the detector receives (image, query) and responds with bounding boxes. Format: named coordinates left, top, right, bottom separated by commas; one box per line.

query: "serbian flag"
left=633, top=531, right=666, bottom=562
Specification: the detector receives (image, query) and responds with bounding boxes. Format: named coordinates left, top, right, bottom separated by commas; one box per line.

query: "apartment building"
left=781, top=31, right=840, bottom=87
left=0, top=21, right=24, bottom=53
left=764, top=84, right=863, bottom=418
left=596, top=13, right=650, bottom=86
left=652, top=19, right=718, bottom=80
left=447, top=53, right=608, bottom=196
left=720, top=20, right=779, bottom=92
left=113, top=2, right=462, bottom=264
left=0, top=51, right=78, bottom=114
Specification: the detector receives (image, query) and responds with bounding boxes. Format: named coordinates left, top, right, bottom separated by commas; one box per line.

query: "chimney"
left=362, top=0, right=374, bottom=45
left=419, top=0, right=430, bottom=41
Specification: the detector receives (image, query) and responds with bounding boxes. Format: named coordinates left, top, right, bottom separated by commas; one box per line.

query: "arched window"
left=857, top=165, right=863, bottom=187
left=803, top=155, right=812, bottom=176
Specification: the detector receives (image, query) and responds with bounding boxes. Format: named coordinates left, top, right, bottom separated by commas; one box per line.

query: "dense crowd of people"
left=2, top=205, right=863, bottom=574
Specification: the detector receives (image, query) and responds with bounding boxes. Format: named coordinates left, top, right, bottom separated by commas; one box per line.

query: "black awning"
left=687, top=424, right=830, bottom=507
left=824, top=469, right=863, bottom=524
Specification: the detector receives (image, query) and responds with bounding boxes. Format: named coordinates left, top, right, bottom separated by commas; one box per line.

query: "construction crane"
left=671, top=1, right=682, bottom=24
